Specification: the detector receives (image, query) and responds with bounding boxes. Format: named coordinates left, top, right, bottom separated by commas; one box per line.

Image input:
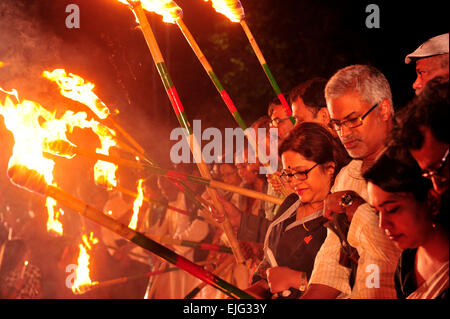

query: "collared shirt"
left=309, top=160, right=402, bottom=298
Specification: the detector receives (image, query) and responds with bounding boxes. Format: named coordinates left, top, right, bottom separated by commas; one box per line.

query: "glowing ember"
left=0, top=61, right=4, bottom=68
left=117, top=0, right=183, bottom=24
left=72, top=232, right=99, bottom=294
left=204, top=0, right=245, bottom=22
left=128, top=179, right=144, bottom=230
left=43, top=69, right=110, bottom=120
left=0, top=93, right=64, bottom=235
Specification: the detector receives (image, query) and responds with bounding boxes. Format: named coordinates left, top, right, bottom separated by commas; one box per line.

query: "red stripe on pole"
left=277, top=93, right=292, bottom=116
left=220, top=90, right=237, bottom=113
left=167, top=86, right=185, bottom=116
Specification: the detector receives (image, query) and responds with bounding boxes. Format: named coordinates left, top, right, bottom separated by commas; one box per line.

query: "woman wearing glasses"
left=364, top=146, right=448, bottom=299
left=244, top=122, right=350, bottom=298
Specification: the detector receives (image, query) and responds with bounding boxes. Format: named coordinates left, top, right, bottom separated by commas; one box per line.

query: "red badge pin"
left=304, top=235, right=313, bottom=244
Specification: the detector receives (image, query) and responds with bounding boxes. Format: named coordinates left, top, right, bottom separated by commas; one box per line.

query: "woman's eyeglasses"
left=280, top=163, right=319, bottom=182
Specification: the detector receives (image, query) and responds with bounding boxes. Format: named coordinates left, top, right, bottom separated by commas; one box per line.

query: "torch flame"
left=0, top=93, right=64, bottom=235
left=42, top=69, right=119, bottom=189
left=43, top=69, right=110, bottom=120
left=204, top=0, right=245, bottom=22
left=117, top=0, right=183, bottom=24
left=72, top=232, right=99, bottom=294
left=128, top=179, right=144, bottom=230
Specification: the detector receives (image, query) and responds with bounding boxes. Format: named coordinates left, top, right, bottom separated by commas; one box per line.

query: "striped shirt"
left=309, top=160, right=402, bottom=298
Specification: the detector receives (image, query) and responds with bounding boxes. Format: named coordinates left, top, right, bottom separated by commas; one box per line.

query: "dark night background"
left=0, top=0, right=447, bottom=298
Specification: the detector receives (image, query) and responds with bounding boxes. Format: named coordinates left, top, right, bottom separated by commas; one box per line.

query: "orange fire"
left=117, top=0, right=183, bottom=23
left=204, top=0, right=245, bottom=22
left=0, top=61, right=4, bottom=68
left=72, top=232, right=99, bottom=294
left=0, top=92, right=64, bottom=235
left=43, top=69, right=110, bottom=120
left=43, top=69, right=119, bottom=189
left=128, top=179, right=144, bottom=230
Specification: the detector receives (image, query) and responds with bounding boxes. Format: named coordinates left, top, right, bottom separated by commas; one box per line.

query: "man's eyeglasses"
left=280, top=163, right=319, bottom=182
left=421, top=148, right=449, bottom=182
left=271, top=117, right=291, bottom=127
left=328, top=102, right=379, bottom=132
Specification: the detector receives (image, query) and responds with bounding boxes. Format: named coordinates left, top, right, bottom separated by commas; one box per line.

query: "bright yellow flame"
left=117, top=0, right=183, bottom=23
left=128, top=179, right=144, bottom=230
left=0, top=61, right=4, bottom=68
left=204, top=0, right=245, bottom=22
left=43, top=69, right=110, bottom=120
left=92, top=123, right=118, bottom=189
left=71, top=234, right=99, bottom=294
left=43, top=69, right=119, bottom=188
left=45, top=197, right=64, bottom=236
left=0, top=93, right=65, bottom=235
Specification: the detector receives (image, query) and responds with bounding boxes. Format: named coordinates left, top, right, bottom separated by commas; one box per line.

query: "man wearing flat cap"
left=405, top=33, right=449, bottom=95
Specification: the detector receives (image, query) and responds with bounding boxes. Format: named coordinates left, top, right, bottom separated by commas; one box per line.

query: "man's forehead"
left=415, top=55, right=442, bottom=69
left=271, top=104, right=287, bottom=117
left=411, top=127, right=448, bottom=169
left=328, top=90, right=367, bottom=119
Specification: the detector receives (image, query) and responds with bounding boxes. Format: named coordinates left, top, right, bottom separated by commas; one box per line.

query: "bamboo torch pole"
left=7, top=165, right=254, bottom=299
left=43, top=141, right=283, bottom=205
left=239, top=19, right=295, bottom=125
left=126, top=0, right=245, bottom=264
left=174, top=18, right=290, bottom=197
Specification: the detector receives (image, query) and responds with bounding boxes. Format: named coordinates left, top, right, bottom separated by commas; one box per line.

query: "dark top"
left=252, top=212, right=327, bottom=298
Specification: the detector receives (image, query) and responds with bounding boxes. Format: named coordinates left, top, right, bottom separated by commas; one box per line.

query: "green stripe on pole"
left=156, top=62, right=174, bottom=90
left=177, top=112, right=193, bottom=135
left=208, top=71, right=225, bottom=92
left=262, top=63, right=282, bottom=94
left=232, top=111, right=248, bottom=131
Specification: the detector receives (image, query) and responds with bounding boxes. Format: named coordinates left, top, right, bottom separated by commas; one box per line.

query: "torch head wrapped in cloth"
left=205, top=0, right=245, bottom=22
left=7, top=165, right=48, bottom=196
left=119, top=0, right=183, bottom=23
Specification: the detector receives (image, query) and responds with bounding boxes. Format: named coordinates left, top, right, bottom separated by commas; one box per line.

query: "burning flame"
left=128, top=179, right=144, bottom=230
left=92, top=123, right=118, bottom=189
left=72, top=232, right=99, bottom=294
left=42, top=69, right=119, bottom=189
left=117, top=0, right=183, bottom=24
left=0, top=93, right=64, bottom=235
left=0, top=61, right=4, bottom=68
left=204, top=0, right=245, bottom=22
left=43, top=69, right=110, bottom=120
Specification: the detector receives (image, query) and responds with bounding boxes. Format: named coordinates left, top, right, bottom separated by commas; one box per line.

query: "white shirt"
left=309, top=160, right=402, bottom=298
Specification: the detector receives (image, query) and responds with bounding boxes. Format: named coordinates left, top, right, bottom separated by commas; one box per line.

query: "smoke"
left=0, top=1, right=66, bottom=103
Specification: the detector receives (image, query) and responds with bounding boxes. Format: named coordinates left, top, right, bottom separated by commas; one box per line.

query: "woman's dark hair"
left=0, top=239, right=27, bottom=277
left=279, top=122, right=350, bottom=180
left=363, top=146, right=432, bottom=202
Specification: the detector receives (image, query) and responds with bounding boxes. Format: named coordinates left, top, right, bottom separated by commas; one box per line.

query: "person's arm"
left=306, top=229, right=352, bottom=297
left=300, top=283, right=342, bottom=299
left=245, top=279, right=271, bottom=299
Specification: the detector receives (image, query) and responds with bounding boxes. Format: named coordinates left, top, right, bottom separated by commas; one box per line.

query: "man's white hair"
left=325, top=64, right=394, bottom=115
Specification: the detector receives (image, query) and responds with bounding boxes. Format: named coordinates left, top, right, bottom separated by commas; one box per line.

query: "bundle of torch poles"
left=0, top=0, right=296, bottom=299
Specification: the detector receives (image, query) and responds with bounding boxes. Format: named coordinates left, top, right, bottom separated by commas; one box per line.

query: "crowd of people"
left=0, top=33, right=448, bottom=299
